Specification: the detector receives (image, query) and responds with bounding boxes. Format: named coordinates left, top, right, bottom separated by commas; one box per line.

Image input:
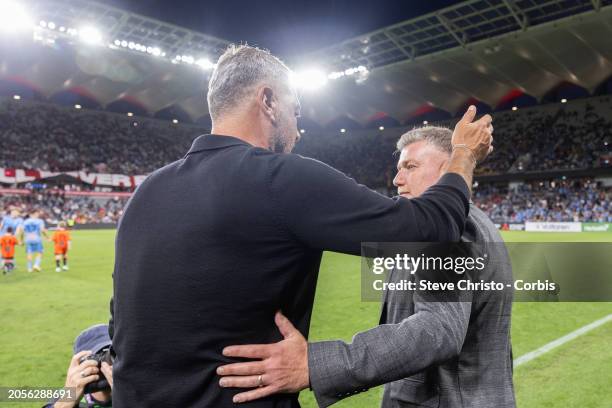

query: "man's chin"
left=399, top=193, right=413, bottom=199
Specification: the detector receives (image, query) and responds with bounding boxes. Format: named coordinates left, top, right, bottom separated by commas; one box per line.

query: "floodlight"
left=79, top=26, right=102, bottom=44
left=0, top=0, right=33, bottom=33
left=196, top=58, right=214, bottom=70
left=181, top=55, right=194, bottom=64
left=291, top=69, right=328, bottom=91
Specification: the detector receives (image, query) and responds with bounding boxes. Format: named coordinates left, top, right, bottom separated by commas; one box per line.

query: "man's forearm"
left=445, top=148, right=476, bottom=195
left=308, top=302, right=471, bottom=407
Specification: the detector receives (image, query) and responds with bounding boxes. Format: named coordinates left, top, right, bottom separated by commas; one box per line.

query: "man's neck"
left=211, top=117, right=270, bottom=151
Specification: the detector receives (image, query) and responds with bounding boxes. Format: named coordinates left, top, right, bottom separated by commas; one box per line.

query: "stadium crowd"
left=473, top=178, right=611, bottom=223
left=0, top=99, right=198, bottom=175
left=2, top=178, right=609, bottom=225
left=1, top=96, right=611, bottom=225
left=294, top=97, right=611, bottom=182
left=478, top=96, right=612, bottom=175
left=1, top=96, right=610, bottom=183
left=0, top=189, right=127, bottom=225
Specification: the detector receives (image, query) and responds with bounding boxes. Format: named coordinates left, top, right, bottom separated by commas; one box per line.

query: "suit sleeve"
left=307, top=296, right=472, bottom=407
left=267, top=154, right=470, bottom=255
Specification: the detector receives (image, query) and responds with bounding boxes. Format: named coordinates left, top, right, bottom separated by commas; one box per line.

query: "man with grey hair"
left=206, top=44, right=300, bottom=154
left=111, top=44, right=494, bottom=407
left=219, top=125, right=514, bottom=407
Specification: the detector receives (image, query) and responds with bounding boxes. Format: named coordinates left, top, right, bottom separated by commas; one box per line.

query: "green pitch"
left=0, top=230, right=610, bottom=408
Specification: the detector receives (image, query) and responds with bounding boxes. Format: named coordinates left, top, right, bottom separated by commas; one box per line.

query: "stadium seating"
left=473, top=178, right=611, bottom=223
left=0, top=98, right=200, bottom=175
left=1, top=96, right=610, bottom=224
left=295, top=96, right=611, bottom=184
left=1, top=96, right=610, bottom=179
left=0, top=189, right=128, bottom=224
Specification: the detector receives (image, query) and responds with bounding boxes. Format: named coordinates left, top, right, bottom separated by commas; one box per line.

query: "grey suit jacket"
left=308, top=204, right=515, bottom=407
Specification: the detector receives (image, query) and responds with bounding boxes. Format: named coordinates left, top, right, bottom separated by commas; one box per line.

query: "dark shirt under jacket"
left=110, top=134, right=470, bottom=407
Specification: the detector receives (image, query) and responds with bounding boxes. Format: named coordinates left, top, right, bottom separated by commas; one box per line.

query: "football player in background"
left=1, top=226, right=19, bottom=274
left=1, top=209, right=23, bottom=269
left=51, top=221, right=72, bottom=272
left=18, top=210, right=48, bottom=272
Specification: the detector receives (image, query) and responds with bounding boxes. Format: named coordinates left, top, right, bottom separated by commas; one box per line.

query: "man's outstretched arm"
left=217, top=298, right=471, bottom=406
left=267, top=106, right=492, bottom=255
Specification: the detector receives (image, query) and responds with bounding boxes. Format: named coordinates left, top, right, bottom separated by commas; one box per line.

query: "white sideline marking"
left=514, top=313, right=612, bottom=367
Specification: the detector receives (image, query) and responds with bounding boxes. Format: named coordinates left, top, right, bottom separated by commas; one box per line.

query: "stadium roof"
left=300, top=0, right=612, bottom=125
left=1, top=0, right=612, bottom=126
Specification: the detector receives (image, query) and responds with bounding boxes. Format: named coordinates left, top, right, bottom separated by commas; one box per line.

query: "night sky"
left=104, top=0, right=460, bottom=58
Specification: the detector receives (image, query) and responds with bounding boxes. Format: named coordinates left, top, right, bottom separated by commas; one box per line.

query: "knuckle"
left=263, top=359, right=274, bottom=371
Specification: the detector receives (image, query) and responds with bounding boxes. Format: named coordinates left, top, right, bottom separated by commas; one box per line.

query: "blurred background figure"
left=18, top=210, right=48, bottom=272
left=51, top=221, right=71, bottom=272
left=1, top=226, right=19, bottom=274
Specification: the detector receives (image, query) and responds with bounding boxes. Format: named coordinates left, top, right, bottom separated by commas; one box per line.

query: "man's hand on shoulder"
left=217, top=311, right=309, bottom=403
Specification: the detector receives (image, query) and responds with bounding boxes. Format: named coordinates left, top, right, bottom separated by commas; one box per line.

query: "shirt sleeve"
left=267, top=154, right=470, bottom=255
left=308, top=290, right=472, bottom=407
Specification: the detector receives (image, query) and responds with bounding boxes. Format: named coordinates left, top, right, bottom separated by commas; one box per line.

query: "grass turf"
left=0, top=230, right=610, bottom=407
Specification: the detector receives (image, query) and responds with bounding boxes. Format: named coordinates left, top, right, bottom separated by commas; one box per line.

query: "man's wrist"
left=450, top=146, right=477, bottom=168
left=451, top=144, right=477, bottom=165
left=446, top=148, right=476, bottom=195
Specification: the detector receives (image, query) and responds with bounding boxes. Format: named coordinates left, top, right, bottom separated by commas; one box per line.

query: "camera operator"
left=45, top=324, right=113, bottom=408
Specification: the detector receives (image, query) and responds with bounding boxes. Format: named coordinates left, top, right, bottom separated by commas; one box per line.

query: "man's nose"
left=393, top=171, right=403, bottom=187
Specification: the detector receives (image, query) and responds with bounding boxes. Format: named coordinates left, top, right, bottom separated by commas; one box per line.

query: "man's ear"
left=258, top=86, right=277, bottom=124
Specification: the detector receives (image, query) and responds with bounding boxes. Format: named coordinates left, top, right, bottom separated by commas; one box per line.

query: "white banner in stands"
left=525, top=222, right=582, bottom=232
left=509, top=224, right=525, bottom=231
left=0, top=168, right=146, bottom=188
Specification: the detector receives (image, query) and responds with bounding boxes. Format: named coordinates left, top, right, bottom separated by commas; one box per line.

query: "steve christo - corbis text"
left=372, top=278, right=557, bottom=292
left=370, top=254, right=557, bottom=293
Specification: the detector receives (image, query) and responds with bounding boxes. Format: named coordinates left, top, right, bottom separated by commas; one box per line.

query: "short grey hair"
left=207, top=44, right=292, bottom=121
left=396, top=126, right=452, bottom=155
